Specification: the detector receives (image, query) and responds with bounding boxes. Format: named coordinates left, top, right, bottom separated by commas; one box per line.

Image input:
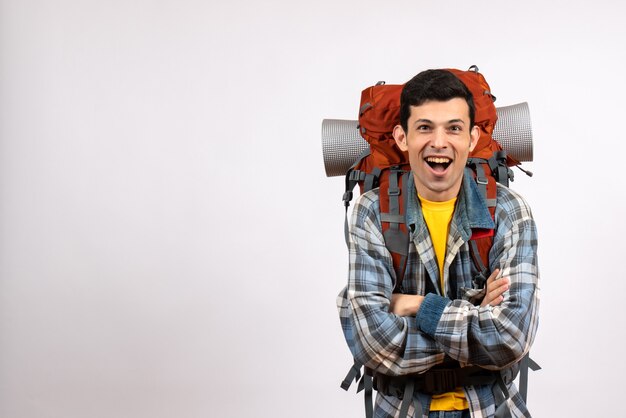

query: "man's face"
left=393, top=98, right=480, bottom=202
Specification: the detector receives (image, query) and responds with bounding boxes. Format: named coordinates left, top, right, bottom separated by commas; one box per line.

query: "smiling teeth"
left=426, top=157, right=451, bottom=163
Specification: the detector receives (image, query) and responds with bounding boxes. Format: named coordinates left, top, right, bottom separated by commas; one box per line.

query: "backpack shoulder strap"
left=342, top=148, right=381, bottom=247
left=379, top=168, right=411, bottom=292
left=466, top=157, right=498, bottom=284
left=466, top=149, right=514, bottom=279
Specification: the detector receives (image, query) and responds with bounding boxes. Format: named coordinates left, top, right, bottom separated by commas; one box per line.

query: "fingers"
left=486, top=268, right=500, bottom=284
left=485, top=281, right=508, bottom=305
left=489, top=277, right=510, bottom=293
left=481, top=271, right=510, bottom=307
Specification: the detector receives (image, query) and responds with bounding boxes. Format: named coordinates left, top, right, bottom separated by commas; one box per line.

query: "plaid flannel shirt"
left=337, top=170, right=540, bottom=418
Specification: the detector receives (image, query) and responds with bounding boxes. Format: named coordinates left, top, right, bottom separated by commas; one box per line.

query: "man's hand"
left=389, top=294, right=424, bottom=317
left=480, top=268, right=509, bottom=307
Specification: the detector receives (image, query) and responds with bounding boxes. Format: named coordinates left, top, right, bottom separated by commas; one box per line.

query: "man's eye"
left=417, top=125, right=431, bottom=131
left=449, top=125, right=462, bottom=132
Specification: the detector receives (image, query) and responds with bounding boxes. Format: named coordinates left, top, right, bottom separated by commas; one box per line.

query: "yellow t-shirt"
left=419, top=195, right=468, bottom=411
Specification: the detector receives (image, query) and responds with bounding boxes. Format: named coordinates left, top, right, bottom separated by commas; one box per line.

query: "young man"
left=337, top=69, right=539, bottom=418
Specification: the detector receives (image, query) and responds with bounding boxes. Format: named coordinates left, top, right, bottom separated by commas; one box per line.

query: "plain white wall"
left=1, top=0, right=625, bottom=417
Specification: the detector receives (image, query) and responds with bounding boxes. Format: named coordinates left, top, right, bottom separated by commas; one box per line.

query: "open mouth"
left=425, top=156, right=452, bottom=173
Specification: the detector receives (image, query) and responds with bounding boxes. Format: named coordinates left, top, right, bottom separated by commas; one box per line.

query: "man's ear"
left=468, top=125, right=480, bottom=152
left=393, top=125, right=408, bottom=151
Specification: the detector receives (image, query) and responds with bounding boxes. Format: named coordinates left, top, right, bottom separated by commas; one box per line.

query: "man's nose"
left=431, top=128, right=447, bottom=148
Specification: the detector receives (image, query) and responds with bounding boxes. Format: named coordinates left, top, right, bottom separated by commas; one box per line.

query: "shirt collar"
left=405, top=168, right=495, bottom=241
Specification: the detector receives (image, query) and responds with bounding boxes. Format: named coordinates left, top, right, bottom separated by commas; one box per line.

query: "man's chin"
left=415, top=177, right=463, bottom=201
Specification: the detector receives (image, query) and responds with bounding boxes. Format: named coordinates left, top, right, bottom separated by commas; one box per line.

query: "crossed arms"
left=389, top=268, right=509, bottom=316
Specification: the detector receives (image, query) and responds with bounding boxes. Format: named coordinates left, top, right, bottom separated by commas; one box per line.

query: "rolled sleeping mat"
left=321, top=102, right=533, bottom=177
left=492, top=102, right=533, bottom=163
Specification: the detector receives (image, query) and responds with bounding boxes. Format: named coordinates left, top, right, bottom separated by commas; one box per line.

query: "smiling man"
left=337, top=69, right=539, bottom=418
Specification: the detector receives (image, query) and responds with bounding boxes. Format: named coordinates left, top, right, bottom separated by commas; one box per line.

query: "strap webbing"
left=469, top=239, right=489, bottom=288
left=363, top=374, right=373, bottom=418
left=387, top=168, right=401, bottom=216
left=413, top=396, right=423, bottom=418
left=343, top=169, right=358, bottom=248
left=380, top=213, right=405, bottom=224
left=474, top=163, right=488, bottom=198
left=342, top=150, right=373, bottom=248
left=493, top=374, right=513, bottom=418
left=382, top=169, right=409, bottom=285
left=398, top=380, right=414, bottom=418
left=341, top=361, right=362, bottom=391
left=518, top=354, right=541, bottom=403
left=365, top=168, right=381, bottom=192
left=343, top=165, right=381, bottom=248
left=385, top=167, right=402, bottom=252
left=397, top=172, right=412, bottom=288
left=396, top=379, right=423, bottom=418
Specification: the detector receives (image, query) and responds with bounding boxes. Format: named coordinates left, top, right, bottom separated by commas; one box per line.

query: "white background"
left=1, top=0, right=624, bottom=417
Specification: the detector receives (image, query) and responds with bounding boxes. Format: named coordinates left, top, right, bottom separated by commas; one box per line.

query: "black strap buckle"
left=341, top=362, right=362, bottom=391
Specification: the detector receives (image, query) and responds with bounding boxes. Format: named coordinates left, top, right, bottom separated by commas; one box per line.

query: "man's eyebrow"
left=412, top=118, right=466, bottom=125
